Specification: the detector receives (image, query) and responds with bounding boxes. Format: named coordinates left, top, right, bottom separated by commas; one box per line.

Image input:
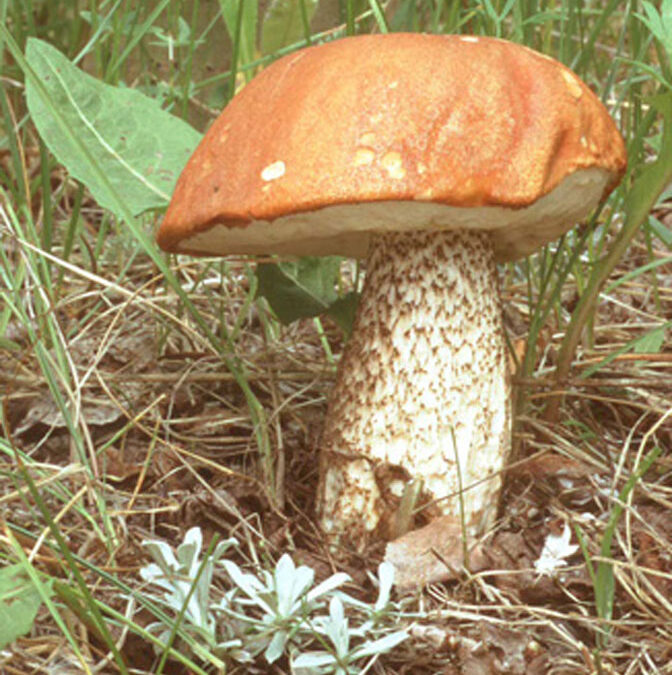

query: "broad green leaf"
left=623, top=95, right=672, bottom=230
left=293, top=651, right=337, bottom=668
left=351, top=630, right=409, bottom=659
left=594, top=447, right=661, bottom=644
left=637, top=1, right=672, bottom=62
left=648, top=215, right=672, bottom=246
left=256, top=257, right=342, bottom=324
left=0, top=564, right=52, bottom=649
left=582, top=320, right=672, bottom=377
left=306, top=572, right=350, bottom=603
left=633, top=325, right=666, bottom=353
left=25, top=38, right=201, bottom=219
left=0, top=337, right=21, bottom=352
left=326, top=596, right=349, bottom=654
left=326, top=291, right=360, bottom=337
left=264, top=629, right=288, bottom=664
left=261, top=0, right=319, bottom=55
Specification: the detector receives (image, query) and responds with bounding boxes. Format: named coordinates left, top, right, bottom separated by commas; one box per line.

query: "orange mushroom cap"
left=158, top=33, right=626, bottom=262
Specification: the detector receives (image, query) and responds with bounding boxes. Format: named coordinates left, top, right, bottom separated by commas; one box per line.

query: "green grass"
left=1, top=1, right=671, bottom=672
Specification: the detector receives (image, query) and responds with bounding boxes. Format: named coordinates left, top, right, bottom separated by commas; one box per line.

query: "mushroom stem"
left=317, top=229, right=511, bottom=552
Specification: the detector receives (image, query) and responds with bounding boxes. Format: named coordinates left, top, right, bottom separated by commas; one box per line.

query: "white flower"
left=534, top=522, right=579, bottom=576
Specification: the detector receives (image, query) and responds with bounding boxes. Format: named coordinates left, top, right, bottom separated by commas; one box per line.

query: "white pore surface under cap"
left=177, top=168, right=611, bottom=262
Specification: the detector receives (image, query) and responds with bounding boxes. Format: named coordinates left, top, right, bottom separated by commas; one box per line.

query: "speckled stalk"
left=316, top=229, right=511, bottom=552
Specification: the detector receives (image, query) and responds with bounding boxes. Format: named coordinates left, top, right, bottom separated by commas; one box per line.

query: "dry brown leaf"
left=385, top=515, right=488, bottom=590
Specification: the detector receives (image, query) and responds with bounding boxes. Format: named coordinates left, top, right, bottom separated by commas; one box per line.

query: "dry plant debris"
left=2, top=212, right=671, bottom=673
left=1, top=5, right=672, bottom=669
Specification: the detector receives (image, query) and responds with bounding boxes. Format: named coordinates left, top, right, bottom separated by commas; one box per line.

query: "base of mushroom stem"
left=316, top=228, right=511, bottom=553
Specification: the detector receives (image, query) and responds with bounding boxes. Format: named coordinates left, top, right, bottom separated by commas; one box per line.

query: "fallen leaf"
left=385, top=515, right=488, bottom=590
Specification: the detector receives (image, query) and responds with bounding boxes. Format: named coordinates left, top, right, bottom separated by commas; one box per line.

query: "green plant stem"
left=155, top=535, right=221, bottom=674
left=10, top=453, right=129, bottom=673
left=546, top=95, right=672, bottom=421
left=5, top=531, right=92, bottom=674
left=0, top=23, right=272, bottom=486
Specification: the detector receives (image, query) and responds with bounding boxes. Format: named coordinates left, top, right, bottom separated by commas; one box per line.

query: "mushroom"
left=157, top=34, right=626, bottom=553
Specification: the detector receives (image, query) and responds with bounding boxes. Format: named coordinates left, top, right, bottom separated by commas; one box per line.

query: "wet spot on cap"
left=414, top=187, right=434, bottom=200
left=359, top=131, right=376, bottom=146
left=261, top=160, right=286, bottom=181
left=561, top=70, right=583, bottom=99
left=381, top=151, right=406, bottom=180
left=354, top=148, right=375, bottom=166
left=459, top=36, right=479, bottom=43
